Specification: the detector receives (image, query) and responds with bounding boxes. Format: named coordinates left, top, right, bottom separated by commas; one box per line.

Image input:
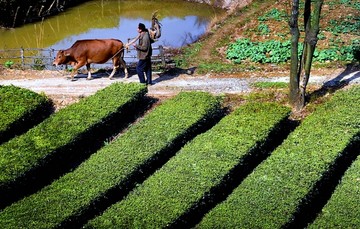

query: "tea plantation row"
left=0, top=83, right=359, bottom=228
left=0, top=86, right=53, bottom=144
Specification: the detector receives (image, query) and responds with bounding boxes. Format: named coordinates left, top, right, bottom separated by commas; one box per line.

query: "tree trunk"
left=289, top=0, right=301, bottom=109
left=289, top=0, right=323, bottom=111
left=300, top=0, right=324, bottom=102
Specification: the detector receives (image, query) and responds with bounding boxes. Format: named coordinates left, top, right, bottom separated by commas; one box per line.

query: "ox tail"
left=111, top=46, right=125, bottom=60
left=116, top=43, right=128, bottom=78
left=117, top=45, right=125, bottom=67
left=119, top=46, right=125, bottom=59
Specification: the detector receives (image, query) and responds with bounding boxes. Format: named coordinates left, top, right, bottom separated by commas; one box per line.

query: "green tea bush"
left=197, top=86, right=360, bottom=228
left=0, top=83, right=147, bottom=209
left=85, top=102, right=291, bottom=228
left=0, top=85, right=53, bottom=144
left=309, top=154, right=360, bottom=228
left=0, top=91, right=223, bottom=229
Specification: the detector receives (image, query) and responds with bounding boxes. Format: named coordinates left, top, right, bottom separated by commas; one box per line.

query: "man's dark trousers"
left=136, top=58, right=152, bottom=84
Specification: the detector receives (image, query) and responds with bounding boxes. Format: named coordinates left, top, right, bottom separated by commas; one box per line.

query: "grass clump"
left=251, top=81, right=288, bottom=89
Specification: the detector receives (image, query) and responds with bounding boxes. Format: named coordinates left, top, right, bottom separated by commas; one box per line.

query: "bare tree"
left=289, top=0, right=324, bottom=111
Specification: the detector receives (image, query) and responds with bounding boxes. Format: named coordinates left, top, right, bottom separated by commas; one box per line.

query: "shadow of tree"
left=308, top=64, right=360, bottom=102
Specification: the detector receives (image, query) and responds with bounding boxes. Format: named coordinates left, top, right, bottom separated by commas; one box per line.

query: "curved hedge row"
left=197, top=86, right=360, bottom=228
left=0, top=85, right=53, bottom=144
left=1, top=84, right=358, bottom=227
left=85, top=102, right=291, bottom=228
left=310, top=154, right=360, bottom=228
left=0, top=91, right=223, bottom=229
left=0, top=82, right=147, bottom=209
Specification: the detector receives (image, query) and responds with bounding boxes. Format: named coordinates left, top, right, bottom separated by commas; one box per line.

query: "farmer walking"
left=132, top=23, right=153, bottom=85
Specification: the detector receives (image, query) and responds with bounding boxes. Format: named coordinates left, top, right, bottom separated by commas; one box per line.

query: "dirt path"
left=1, top=67, right=359, bottom=110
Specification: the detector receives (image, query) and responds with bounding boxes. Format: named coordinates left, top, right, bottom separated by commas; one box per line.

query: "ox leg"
left=124, top=66, right=129, bottom=78
left=86, top=64, right=92, bottom=80
left=70, top=68, right=77, bottom=81
left=68, top=63, right=78, bottom=80
left=109, top=57, right=119, bottom=80
left=109, top=66, right=118, bottom=80
left=70, top=61, right=86, bottom=81
left=119, top=57, right=128, bottom=78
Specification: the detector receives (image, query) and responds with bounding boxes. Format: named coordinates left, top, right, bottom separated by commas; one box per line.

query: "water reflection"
left=0, top=0, right=224, bottom=49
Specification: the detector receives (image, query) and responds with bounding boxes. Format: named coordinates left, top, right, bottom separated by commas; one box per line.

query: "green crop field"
left=0, top=83, right=359, bottom=228
left=0, top=0, right=359, bottom=227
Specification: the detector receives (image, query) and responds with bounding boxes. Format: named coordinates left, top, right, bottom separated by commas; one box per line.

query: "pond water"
left=0, top=0, right=225, bottom=50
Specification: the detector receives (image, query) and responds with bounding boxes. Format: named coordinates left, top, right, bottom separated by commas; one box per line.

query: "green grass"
left=251, top=81, right=288, bottom=89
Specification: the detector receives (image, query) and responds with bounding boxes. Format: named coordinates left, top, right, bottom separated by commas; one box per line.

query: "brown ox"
left=53, top=39, right=128, bottom=81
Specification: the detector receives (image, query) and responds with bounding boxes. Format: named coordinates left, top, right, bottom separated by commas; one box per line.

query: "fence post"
left=20, top=48, right=24, bottom=68
left=0, top=47, right=172, bottom=69
left=49, top=49, right=54, bottom=69
left=159, top=45, right=165, bottom=68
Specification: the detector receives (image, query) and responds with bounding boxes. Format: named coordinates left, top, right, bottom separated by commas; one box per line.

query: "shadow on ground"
left=309, top=63, right=360, bottom=101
